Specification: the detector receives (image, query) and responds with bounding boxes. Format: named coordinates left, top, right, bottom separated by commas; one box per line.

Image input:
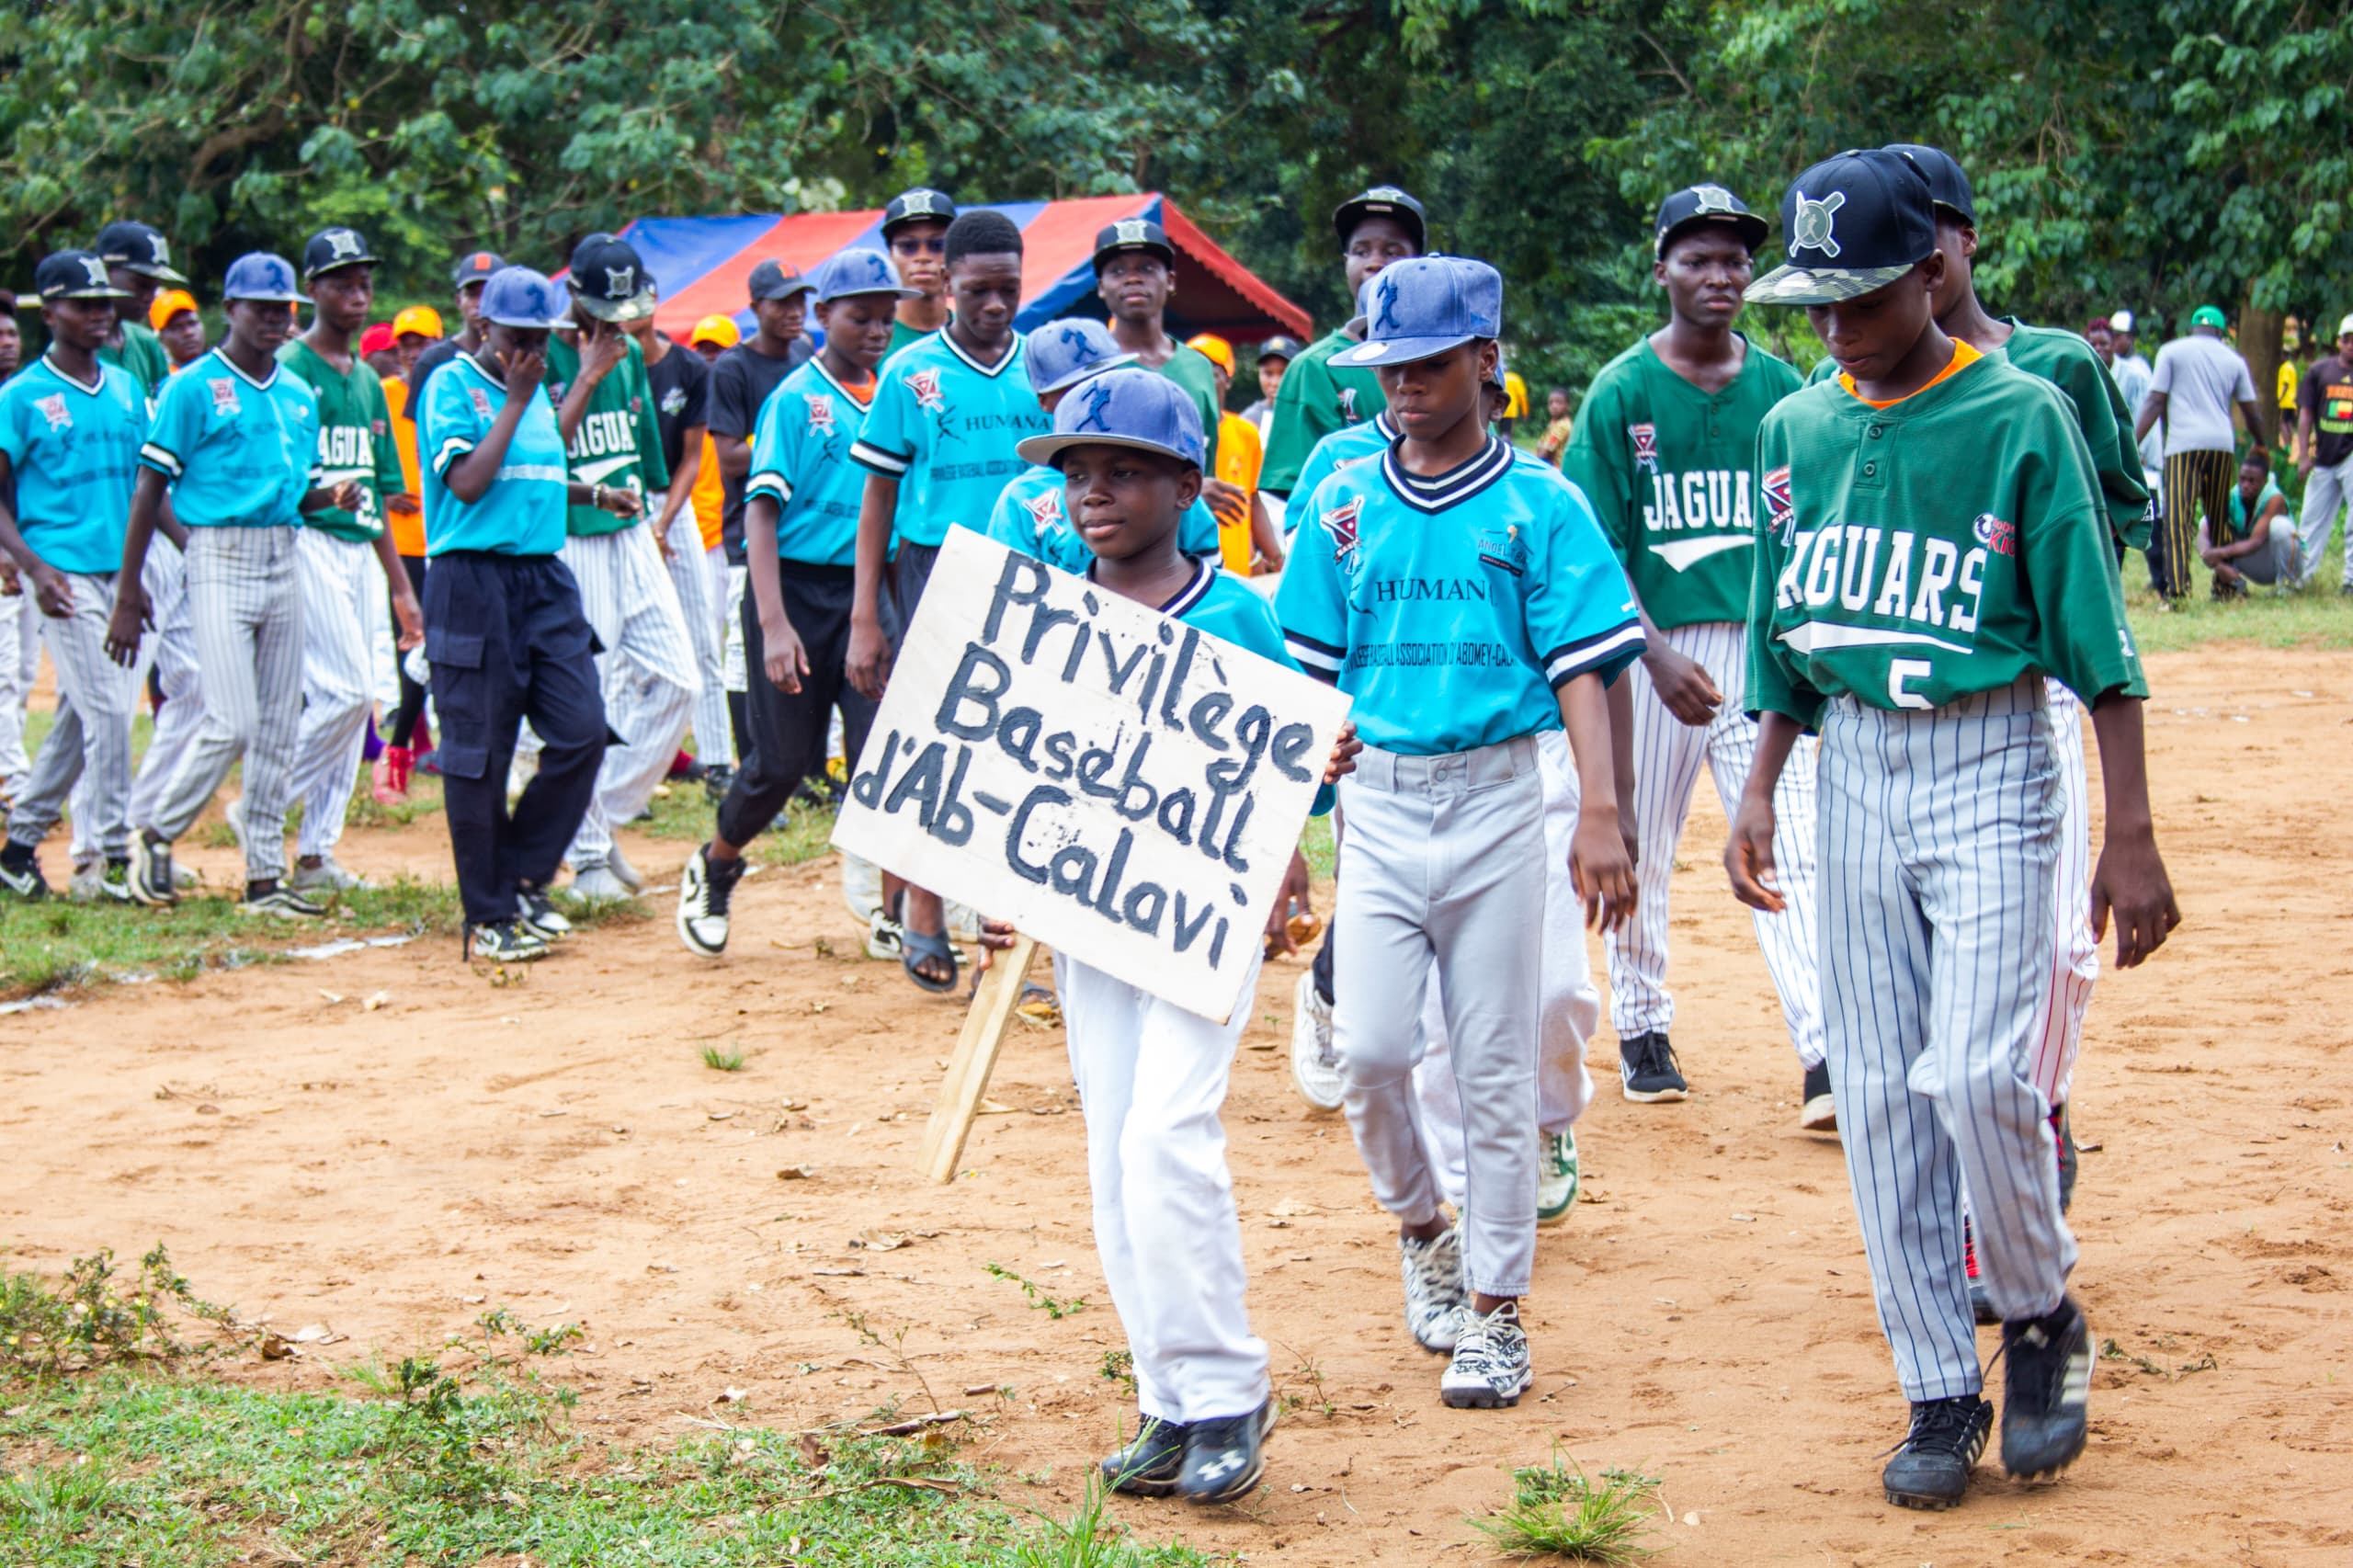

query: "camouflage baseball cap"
left=1745, top=149, right=1937, bottom=307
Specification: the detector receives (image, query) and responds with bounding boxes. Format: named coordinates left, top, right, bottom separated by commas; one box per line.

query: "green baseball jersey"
left=1564, top=335, right=1803, bottom=629
left=886, top=319, right=935, bottom=361
left=1156, top=342, right=1223, bottom=468
left=1749, top=349, right=2146, bottom=727
left=1260, top=327, right=1387, bottom=494
left=546, top=334, right=669, bottom=538
left=277, top=339, right=404, bottom=543
left=99, top=321, right=170, bottom=396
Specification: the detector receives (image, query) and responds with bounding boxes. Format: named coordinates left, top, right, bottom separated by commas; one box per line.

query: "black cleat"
left=2000, top=1297, right=2092, bottom=1480
left=1800, top=1059, right=1836, bottom=1131
left=1881, top=1394, right=1992, bottom=1509
left=1176, top=1401, right=1274, bottom=1504
left=0, top=843, right=51, bottom=902
left=676, top=844, right=743, bottom=957
left=471, top=919, right=551, bottom=964
left=1100, top=1415, right=1188, bottom=1497
left=1619, top=1030, right=1688, bottom=1102
left=517, top=882, right=574, bottom=941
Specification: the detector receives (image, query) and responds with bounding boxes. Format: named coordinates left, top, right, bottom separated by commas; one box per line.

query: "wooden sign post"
left=915, top=934, right=1039, bottom=1183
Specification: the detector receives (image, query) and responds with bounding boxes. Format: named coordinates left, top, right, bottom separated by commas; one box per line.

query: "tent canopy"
left=614, top=192, right=1310, bottom=347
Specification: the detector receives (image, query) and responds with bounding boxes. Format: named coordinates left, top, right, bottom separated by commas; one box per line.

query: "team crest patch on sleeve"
left=1628, top=422, right=1659, bottom=470
left=1762, top=463, right=1792, bottom=521
left=1023, top=489, right=1062, bottom=529
left=1972, top=512, right=2017, bottom=557
left=1337, top=387, right=1359, bottom=423
left=469, top=386, right=494, bottom=417
left=35, top=393, right=71, bottom=432
left=207, top=379, right=240, bottom=417
left=629, top=395, right=642, bottom=415
left=1323, top=495, right=1364, bottom=561
left=805, top=393, right=837, bottom=435
left=907, top=369, right=946, bottom=413
left=371, top=418, right=387, bottom=437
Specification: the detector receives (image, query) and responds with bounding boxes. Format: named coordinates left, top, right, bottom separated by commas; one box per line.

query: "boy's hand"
left=30, top=565, right=74, bottom=619
left=1202, top=477, right=1248, bottom=528
left=1643, top=644, right=1722, bottom=727
left=1569, top=810, right=1636, bottom=932
left=391, top=585, right=425, bottom=651
left=104, top=584, right=151, bottom=667
left=847, top=615, right=893, bottom=700
left=1324, top=721, right=1362, bottom=783
left=331, top=480, right=364, bottom=515
left=1264, top=850, right=1313, bottom=957
left=580, top=319, right=628, bottom=384
left=505, top=347, right=548, bottom=398
left=762, top=614, right=809, bottom=695
left=971, top=917, right=1021, bottom=977
left=2090, top=826, right=2179, bottom=968
left=1723, top=794, right=1784, bottom=913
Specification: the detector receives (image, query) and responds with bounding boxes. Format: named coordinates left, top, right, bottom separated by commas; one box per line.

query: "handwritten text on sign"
left=831, top=528, right=1349, bottom=1021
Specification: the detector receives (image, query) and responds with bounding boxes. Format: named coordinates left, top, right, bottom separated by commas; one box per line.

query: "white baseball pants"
left=6, top=572, right=137, bottom=859
left=0, top=585, right=40, bottom=793
left=127, top=543, right=203, bottom=835
left=562, top=527, right=696, bottom=866
left=286, top=529, right=377, bottom=860
left=2293, top=450, right=2353, bottom=588
left=661, top=513, right=731, bottom=765
left=722, top=561, right=748, bottom=693
left=2027, top=680, right=2097, bottom=1107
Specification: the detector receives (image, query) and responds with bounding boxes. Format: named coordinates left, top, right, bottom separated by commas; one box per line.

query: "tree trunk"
left=2240, top=296, right=2285, bottom=447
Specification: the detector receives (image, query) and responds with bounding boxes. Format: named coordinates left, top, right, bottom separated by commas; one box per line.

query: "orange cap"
left=1186, top=332, right=1234, bottom=376
left=392, top=304, right=444, bottom=340
left=148, top=289, right=199, bottom=332
left=692, top=313, right=742, bottom=348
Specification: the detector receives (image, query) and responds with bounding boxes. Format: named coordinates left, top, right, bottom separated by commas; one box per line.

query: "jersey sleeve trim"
left=1542, top=618, right=1647, bottom=689
left=848, top=439, right=910, bottom=477
left=1281, top=629, right=1344, bottom=681
left=745, top=470, right=791, bottom=505
left=138, top=441, right=184, bottom=479
left=431, top=435, right=475, bottom=477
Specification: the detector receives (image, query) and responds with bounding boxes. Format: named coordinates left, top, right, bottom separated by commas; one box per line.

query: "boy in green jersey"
left=90, top=221, right=179, bottom=395
left=1731, top=149, right=2179, bottom=1512
left=1565, top=184, right=1826, bottom=1125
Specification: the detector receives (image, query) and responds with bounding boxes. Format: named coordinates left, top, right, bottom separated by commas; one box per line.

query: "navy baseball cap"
left=1746, top=149, right=1938, bottom=307
left=1337, top=256, right=1503, bottom=368
left=881, top=187, right=957, bottom=239
left=1092, top=218, right=1175, bottom=273
left=36, top=250, right=132, bottom=301
left=1026, top=317, right=1136, bottom=396
left=1654, top=184, right=1768, bottom=259
left=1257, top=334, right=1305, bottom=363
left=1333, top=185, right=1427, bottom=250
left=1017, top=366, right=1206, bottom=472
left=747, top=258, right=815, bottom=302
left=451, top=249, right=506, bottom=287
left=222, top=253, right=310, bottom=304
left=480, top=267, right=571, bottom=330
left=810, top=247, right=921, bottom=304
left=1886, top=143, right=1976, bottom=225
left=568, top=233, right=654, bottom=322
left=302, top=225, right=379, bottom=280
left=93, top=221, right=187, bottom=284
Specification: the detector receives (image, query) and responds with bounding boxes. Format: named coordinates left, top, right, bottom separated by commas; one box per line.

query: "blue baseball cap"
left=221, top=253, right=310, bottom=304
left=1016, top=366, right=1206, bottom=471
left=1336, top=256, right=1503, bottom=368
left=1746, top=148, right=1937, bottom=306
left=810, top=246, right=922, bottom=304
left=1026, top=317, right=1135, bottom=396
left=479, top=267, right=571, bottom=329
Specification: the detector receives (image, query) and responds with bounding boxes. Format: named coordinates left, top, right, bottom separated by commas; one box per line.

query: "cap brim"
left=1744, top=262, right=1919, bottom=306
left=1092, top=244, right=1176, bottom=272
left=225, top=290, right=313, bottom=305
left=123, top=261, right=188, bottom=285
left=1333, top=202, right=1428, bottom=250
left=1034, top=351, right=1139, bottom=397
left=48, top=286, right=135, bottom=301
left=574, top=290, right=656, bottom=323
left=813, top=284, right=914, bottom=304
left=1015, top=432, right=1199, bottom=469
left=484, top=312, right=563, bottom=329
left=1336, top=332, right=1475, bottom=369
left=305, top=256, right=380, bottom=280
left=749, top=283, right=816, bottom=302
left=1654, top=211, right=1768, bottom=259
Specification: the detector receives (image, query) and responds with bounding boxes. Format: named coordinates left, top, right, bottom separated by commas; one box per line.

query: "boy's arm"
left=1723, top=711, right=1805, bottom=912
left=1606, top=668, right=1636, bottom=863
left=1556, top=672, right=1633, bottom=931
left=2086, top=694, right=2179, bottom=967
left=0, top=454, right=74, bottom=619
left=107, top=468, right=171, bottom=665
left=847, top=471, right=899, bottom=699
left=371, top=530, right=423, bottom=648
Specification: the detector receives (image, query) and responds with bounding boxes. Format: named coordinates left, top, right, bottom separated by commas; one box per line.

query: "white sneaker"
left=676, top=845, right=741, bottom=956
left=1440, top=1300, right=1532, bottom=1409
left=1398, top=1225, right=1469, bottom=1353
left=1536, top=1129, right=1579, bottom=1227
left=570, top=862, right=634, bottom=903
left=291, top=855, right=370, bottom=892
left=607, top=844, right=645, bottom=892
left=1290, top=971, right=1343, bottom=1110
left=866, top=905, right=905, bottom=960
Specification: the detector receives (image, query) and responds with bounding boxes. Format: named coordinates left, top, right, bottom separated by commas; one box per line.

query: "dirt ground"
left=5, top=644, right=2350, bottom=1566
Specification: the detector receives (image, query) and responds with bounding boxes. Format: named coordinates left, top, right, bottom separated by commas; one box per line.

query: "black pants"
left=716, top=563, right=880, bottom=848
left=387, top=553, right=429, bottom=747
left=426, top=551, right=608, bottom=924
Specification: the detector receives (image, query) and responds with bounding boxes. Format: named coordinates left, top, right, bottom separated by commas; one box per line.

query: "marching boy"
left=1011, top=366, right=1358, bottom=1502
left=1730, top=149, right=2179, bottom=1510
left=1278, top=256, right=1643, bottom=1409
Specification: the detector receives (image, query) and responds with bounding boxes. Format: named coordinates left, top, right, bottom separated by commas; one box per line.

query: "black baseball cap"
left=450, top=249, right=506, bottom=287
left=1332, top=186, right=1427, bottom=250
left=568, top=233, right=655, bottom=322
left=1885, top=143, right=1976, bottom=226
left=36, top=250, right=132, bottom=302
left=1653, top=184, right=1769, bottom=259
left=1093, top=217, right=1175, bottom=273
left=92, top=221, right=186, bottom=284
left=881, top=187, right=957, bottom=240
left=1257, top=334, right=1305, bottom=364
left=302, top=225, right=379, bottom=280
left=1745, top=149, right=1937, bottom=307
left=747, top=258, right=814, bottom=302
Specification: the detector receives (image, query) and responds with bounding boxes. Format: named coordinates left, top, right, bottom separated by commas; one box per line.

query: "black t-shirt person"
left=706, top=336, right=813, bottom=563
left=2300, top=354, right=2353, bottom=469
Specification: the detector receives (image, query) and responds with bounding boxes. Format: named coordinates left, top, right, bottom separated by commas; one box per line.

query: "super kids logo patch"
left=1476, top=524, right=1529, bottom=578
left=1628, top=422, right=1659, bottom=471
left=805, top=393, right=837, bottom=436
left=206, top=379, right=240, bottom=417
left=1972, top=513, right=2016, bottom=557
left=907, top=369, right=946, bottom=413
left=1023, top=490, right=1063, bottom=537
left=35, top=393, right=71, bottom=432
left=1337, top=387, right=1360, bottom=423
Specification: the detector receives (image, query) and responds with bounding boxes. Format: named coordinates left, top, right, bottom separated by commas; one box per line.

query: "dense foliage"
left=5, top=0, right=2347, bottom=403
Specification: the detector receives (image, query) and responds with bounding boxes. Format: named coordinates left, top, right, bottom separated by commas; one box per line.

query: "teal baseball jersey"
left=418, top=350, right=572, bottom=558
left=744, top=358, right=874, bottom=567
left=139, top=347, right=320, bottom=528
left=853, top=331, right=1050, bottom=548
left=1567, top=335, right=1803, bottom=629
left=1277, top=437, right=1646, bottom=756
left=1749, top=348, right=2146, bottom=726
left=984, top=463, right=1222, bottom=572
left=1283, top=411, right=1397, bottom=534
left=278, top=339, right=404, bottom=544
left=0, top=355, right=145, bottom=574
left=545, top=334, right=669, bottom=538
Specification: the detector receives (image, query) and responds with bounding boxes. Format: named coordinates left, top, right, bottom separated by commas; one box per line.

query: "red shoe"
left=373, top=744, right=415, bottom=804
left=1964, top=1216, right=1995, bottom=1325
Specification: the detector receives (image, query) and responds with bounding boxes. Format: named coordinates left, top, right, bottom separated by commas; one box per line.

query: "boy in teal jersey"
left=1010, top=365, right=1358, bottom=1506
left=547, top=233, right=694, bottom=903
left=2203, top=449, right=2295, bottom=588
left=108, top=254, right=363, bottom=917
left=1565, top=183, right=1827, bottom=1120
left=1732, top=149, right=2179, bottom=1511
left=0, top=253, right=147, bottom=902
left=1278, top=256, right=1642, bottom=1412
left=677, top=247, right=925, bottom=957
left=278, top=226, right=424, bottom=894
left=91, top=221, right=180, bottom=396
left=848, top=209, right=1051, bottom=991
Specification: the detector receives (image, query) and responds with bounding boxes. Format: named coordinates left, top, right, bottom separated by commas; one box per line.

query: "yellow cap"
left=692, top=313, right=742, bottom=348
left=1186, top=332, right=1234, bottom=376
left=392, top=304, right=444, bottom=340
left=148, top=289, right=199, bottom=332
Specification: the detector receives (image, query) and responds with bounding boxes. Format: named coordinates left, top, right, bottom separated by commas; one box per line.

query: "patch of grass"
left=0, top=1245, right=251, bottom=1378
left=700, top=1042, right=746, bottom=1073
left=634, top=769, right=842, bottom=868
left=1299, top=812, right=1336, bottom=880
left=983, top=1263, right=1089, bottom=1321
left=2120, top=525, right=2353, bottom=654
left=1471, top=1451, right=1665, bottom=1562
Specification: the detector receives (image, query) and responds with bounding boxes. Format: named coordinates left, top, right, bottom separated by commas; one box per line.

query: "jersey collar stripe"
left=746, top=472, right=792, bottom=503
left=38, top=353, right=106, bottom=396
left=1379, top=434, right=1515, bottom=514
left=208, top=347, right=279, bottom=392
left=138, top=440, right=185, bottom=478
left=810, top=358, right=876, bottom=409
left=1156, top=558, right=1217, bottom=618
left=848, top=438, right=911, bottom=475
left=457, top=349, right=506, bottom=390
left=940, top=331, right=1021, bottom=380
left=431, top=436, right=476, bottom=476
left=1542, top=619, right=1645, bottom=688
left=1372, top=411, right=1400, bottom=441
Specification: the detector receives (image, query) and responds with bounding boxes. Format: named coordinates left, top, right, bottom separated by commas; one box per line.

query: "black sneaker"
left=0, top=843, right=50, bottom=902
left=517, top=882, right=573, bottom=941
left=1099, top=1415, right=1188, bottom=1497
left=128, top=834, right=176, bottom=906
left=676, top=844, right=744, bottom=957
left=1800, top=1059, right=1836, bottom=1131
left=701, top=763, right=735, bottom=806
left=240, top=884, right=328, bottom=919
left=2052, top=1102, right=2078, bottom=1213
left=471, top=919, right=551, bottom=964
left=1176, top=1401, right=1274, bottom=1504
left=2000, top=1296, right=2091, bottom=1480
left=1619, top=1031, right=1688, bottom=1102
left=1881, top=1394, right=1992, bottom=1509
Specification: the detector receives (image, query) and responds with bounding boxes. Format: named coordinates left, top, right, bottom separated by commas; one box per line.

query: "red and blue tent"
left=615, top=192, right=1312, bottom=347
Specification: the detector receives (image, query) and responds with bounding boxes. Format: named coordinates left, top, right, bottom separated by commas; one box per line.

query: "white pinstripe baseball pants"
left=562, top=527, right=696, bottom=866
left=1818, top=677, right=2072, bottom=1401
left=722, top=562, right=748, bottom=693
left=127, top=543, right=203, bottom=834
left=286, top=529, right=377, bottom=860
left=0, top=586, right=40, bottom=793
left=144, top=528, right=304, bottom=881
left=6, top=572, right=137, bottom=859
left=1414, top=728, right=1599, bottom=1209
left=2028, top=679, right=2097, bottom=1106
left=662, top=512, right=732, bottom=764
left=1606, top=619, right=1826, bottom=1069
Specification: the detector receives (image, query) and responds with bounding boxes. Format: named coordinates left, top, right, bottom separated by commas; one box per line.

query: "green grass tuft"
left=1471, top=1451, right=1665, bottom=1562
left=700, top=1042, right=746, bottom=1072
